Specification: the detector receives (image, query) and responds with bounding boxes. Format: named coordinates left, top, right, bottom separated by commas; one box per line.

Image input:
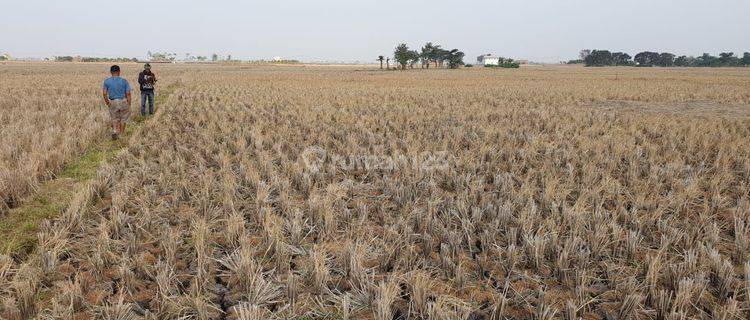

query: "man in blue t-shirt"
left=102, top=65, right=132, bottom=140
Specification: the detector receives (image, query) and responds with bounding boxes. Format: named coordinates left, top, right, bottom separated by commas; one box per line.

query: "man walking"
left=138, top=63, right=157, bottom=116
left=102, top=65, right=132, bottom=140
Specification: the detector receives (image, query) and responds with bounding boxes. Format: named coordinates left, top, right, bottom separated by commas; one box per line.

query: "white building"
left=476, top=54, right=502, bottom=66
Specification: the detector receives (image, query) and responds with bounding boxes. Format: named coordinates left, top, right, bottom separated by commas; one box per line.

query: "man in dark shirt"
left=137, top=63, right=157, bottom=116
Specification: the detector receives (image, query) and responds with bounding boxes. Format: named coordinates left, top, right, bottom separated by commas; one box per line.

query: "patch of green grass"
left=59, top=148, right=116, bottom=181
left=131, top=114, right=148, bottom=123
left=1, top=191, right=68, bottom=256
left=2, top=148, right=111, bottom=257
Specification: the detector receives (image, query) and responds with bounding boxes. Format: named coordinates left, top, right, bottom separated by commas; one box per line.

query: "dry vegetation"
left=0, top=63, right=106, bottom=213
left=1, top=64, right=750, bottom=319
left=0, top=63, right=180, bottom=214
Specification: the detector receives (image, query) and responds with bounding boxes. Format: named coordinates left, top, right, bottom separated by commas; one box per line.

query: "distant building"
left=477, top=54, right=502, bottom=66
left=477, top=54, right=530, bottom=66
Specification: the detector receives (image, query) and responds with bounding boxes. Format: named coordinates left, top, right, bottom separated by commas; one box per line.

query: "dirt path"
left=0, top=82, right=180, bottom=259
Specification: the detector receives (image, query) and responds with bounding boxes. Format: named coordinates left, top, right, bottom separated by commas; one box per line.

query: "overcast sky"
left=1, top=0, right=748, bottom=62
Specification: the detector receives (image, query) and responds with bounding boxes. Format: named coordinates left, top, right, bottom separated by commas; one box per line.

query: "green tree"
left=434, top=48, right=450, bottom=68
left=407, top=50, right=420, bottom=69
left=579, top=49, right=592, bottom=61
left=718, top=52, right=740, bottom=66
left=148, top=51, right=176, bottom=62
left=377, top=55, right=385, bottom=69
left=446, top=49, right=465, bottom=69
left=584, top=50, right=613, bottom=66
left=212, top=53, right=219, bottom=62
left=420, top=43, right=434, bottom=69
left=55, top=56, right=74, bottom=62
left=674, top=55, right=690, bottom=67
left=634, top=51, right=660, bottom=67
left=697, top=53, right=717, bottom=67
left=422, top=43, right=445, bottom=68
left=394, top=43, right=411, bottom=70
left=657, top=53, right=675, bottom=67
left=612, top=52, right=632, bottom=66
left=742, top=52, right=750, bottom=66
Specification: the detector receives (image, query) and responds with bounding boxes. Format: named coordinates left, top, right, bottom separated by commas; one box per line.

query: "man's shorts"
left=108, top=99, right=130, bottom=123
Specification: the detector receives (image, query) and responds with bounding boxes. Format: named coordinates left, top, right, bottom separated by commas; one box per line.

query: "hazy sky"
left=1, top=0, right=748, bottom=62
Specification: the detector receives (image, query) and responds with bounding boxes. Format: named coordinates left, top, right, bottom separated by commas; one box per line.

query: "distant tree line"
left=572, top=49, right=750, bottom=67
left=380, top=42, right=465, bottom=70
left=182, top=54, right=208, bottom=62
left=53, top=56, right=74, bottom=62
left=81, top=57, right=138, bottom=63
left=54, top=56, right=138, bottom=62
left=151, top=52, right=238, bottom=62
left=148, top=51, right=177, bottom=62
left=245, top=59, right=301, bottom=64
left=48, top=51, right=249, bottom=63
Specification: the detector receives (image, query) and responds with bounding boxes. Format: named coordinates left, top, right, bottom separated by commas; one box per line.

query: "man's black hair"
left=110, top=65, right=120, bottom=73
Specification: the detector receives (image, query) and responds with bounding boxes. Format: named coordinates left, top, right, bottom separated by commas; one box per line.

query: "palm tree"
left=447, top=49, right=465, bottom=69
left=377, top=55, right=385, bottom=69
left=421, top=43, right=434, bottom=69
left=434, top=48, right=449, bottom=68
left=432, top=44, right=444, bottom=68
left=408, top=50, right=420, bottom=69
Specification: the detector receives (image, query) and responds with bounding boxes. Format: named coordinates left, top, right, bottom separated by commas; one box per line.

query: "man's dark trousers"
left=141, top=91, right=154, bottom=116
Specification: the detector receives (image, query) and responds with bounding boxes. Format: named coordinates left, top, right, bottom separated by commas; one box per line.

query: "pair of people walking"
left=101, top=64, right=157, bottom=139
